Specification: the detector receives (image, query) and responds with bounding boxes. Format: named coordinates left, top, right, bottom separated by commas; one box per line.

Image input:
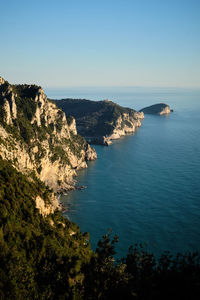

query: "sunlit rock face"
left=0, top=77, right=97, bottom=195
left=0, top=77, right=5, bottom=85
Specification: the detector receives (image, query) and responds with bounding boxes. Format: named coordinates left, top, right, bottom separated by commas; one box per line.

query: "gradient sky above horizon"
left=1, top=0, right=200, bottom=88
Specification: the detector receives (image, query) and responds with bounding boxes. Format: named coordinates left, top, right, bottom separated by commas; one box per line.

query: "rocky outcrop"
left=3, top=100, right=13, bottom=125
left=0, top=76, right=5, bottom=85
left=67, top=116, right=77, bottom=135
left=55, top=98, right=144, bottom=145
left=0, top=83, right=18, bottom=124
left=85, top=143, right=98, bottom=160
left=35, top=195, right=61, bottom=216
left=0, top=77, right=97, bottom=212
left=107, top=112, right=144, bottom=140
left=139, top=103, right=172, bottom=115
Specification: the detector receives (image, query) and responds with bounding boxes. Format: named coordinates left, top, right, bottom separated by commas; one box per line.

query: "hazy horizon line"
left=44, top=85, right=200, bottom=91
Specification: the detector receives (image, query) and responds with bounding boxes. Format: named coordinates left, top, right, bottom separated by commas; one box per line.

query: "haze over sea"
left=47, top=87, right=200, bottom=257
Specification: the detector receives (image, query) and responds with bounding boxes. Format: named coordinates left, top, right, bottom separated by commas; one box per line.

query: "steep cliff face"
left=107, top=111, right=144, bottom=141
left=139, top=103, right=172, bottom=115
left=55, top=98, right=144, bottom=145
left=0, top=77, right=97, bottom=203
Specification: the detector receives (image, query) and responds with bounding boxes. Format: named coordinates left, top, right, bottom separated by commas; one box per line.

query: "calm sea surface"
left=47, top=87, right=200, bottom=257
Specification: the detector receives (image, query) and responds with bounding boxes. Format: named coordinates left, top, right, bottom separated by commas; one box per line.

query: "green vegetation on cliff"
left=12, top=84, right=41, bottom=99
left=0, top=157, right=92, bottom=299
left=0, top=157, right=199, bottom=299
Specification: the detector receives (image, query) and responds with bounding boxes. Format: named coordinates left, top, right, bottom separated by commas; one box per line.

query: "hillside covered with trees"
left=55, top=99, right=144, bottom=145
left=0, top=157, right=199, bottom=299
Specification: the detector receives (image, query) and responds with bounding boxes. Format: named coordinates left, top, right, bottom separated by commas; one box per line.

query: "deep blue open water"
left=47, top=87, right=200, bottom=257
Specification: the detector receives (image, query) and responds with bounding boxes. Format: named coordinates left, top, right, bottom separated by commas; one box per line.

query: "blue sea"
left=47, top=87, right=200, bottom=257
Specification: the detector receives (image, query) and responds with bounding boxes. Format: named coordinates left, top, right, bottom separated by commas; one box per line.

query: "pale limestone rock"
left=160, top=106, right=171, bottom=115
left=35, top=195, right=61, bottom=216
left=10, top=93, right=17, bottom=119
left=105, top=111, right=143, bottom=144
left=0, top=125, right=34, bottom=171
left=0, top=82, right=17, bottom=120
left=32, top=146, right=38, bottom=153
left=0, top=125, right=8, bottom=139
left=3, top=99, right=13, bottom=125
left=68, top=117, right=77, bottom=135
left=33, top=105, right=41, bottom=126
left=0, top=77, right=5, bottom=85
left=39, top=156, right=76, bottom=192
left=103, top=137, right=112, bottom=146
left=49, top=219, right=55, bottom=227
left=32, top=91, right=71, bottom=138
left=69, top=230, right=76, bottom=236
left=85, top=144, right=98, bottom=161
left=134, top=111, right=144, bottom=119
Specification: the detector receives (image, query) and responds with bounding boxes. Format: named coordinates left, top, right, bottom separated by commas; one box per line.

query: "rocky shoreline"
left=57, top=184, right=87, bottom=213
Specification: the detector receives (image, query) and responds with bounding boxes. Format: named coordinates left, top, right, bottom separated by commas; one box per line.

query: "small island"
left=139, top=103, right=173, bottom=115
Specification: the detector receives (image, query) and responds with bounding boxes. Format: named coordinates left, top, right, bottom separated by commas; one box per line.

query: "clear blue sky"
left=1, top=0, right=200, bottom=88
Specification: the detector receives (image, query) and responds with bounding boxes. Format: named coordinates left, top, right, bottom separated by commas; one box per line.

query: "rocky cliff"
left=55, top=98, right=144, bottom=145
left=139, top=103, right=172, bottom=115
left=0, top=76, right=97, bottom=212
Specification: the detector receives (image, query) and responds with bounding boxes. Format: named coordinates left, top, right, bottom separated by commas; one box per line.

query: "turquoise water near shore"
left=47, top=87, right=200, bottom=257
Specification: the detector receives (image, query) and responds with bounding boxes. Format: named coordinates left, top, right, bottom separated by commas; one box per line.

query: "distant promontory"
left=139, top=103, right=173, bottom=115
left=55, top=98, right=144, bottom=146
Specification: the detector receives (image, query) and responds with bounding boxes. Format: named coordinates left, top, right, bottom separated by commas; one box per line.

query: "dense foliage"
left=11, top=84, right=40, bottom=99
left=0, top=157, right=199, bottom=299
left=0, top=158, right=92, bottom=299
left=55, top=99, right=137, bottom=137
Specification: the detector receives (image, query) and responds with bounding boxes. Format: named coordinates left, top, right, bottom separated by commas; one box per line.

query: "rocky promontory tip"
left=139, top=103, right=173, bottom=115
left=0, top=76, right=5, bottom=85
